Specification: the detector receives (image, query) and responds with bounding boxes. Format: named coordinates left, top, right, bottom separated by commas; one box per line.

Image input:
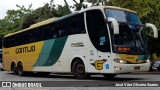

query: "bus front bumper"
left=112, top=62, right=150, bottom=73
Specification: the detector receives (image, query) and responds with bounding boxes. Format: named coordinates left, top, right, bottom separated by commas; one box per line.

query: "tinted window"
left=54, top=21, right=68, bottom=37
left=69, top=13, right=85, bottom=35
left=3, top=13, right=86, bottom=48
left=86, top=10, right=110, bottom=52
left=105, top=9, right=141, bottom=24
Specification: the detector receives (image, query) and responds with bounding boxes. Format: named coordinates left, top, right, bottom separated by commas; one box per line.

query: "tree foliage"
left=107, top=0, right=160, bottom=31
left=19, top=1, right=71, bottom=29
left=0, top=0, right=71, bottom=33
left=0, top=4, right=32, bottom=35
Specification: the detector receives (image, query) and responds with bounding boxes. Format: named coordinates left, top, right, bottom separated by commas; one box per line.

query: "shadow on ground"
left=6, top=72, right=146, bottom=81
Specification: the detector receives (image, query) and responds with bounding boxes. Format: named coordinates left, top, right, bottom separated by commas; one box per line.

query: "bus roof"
left=4, top=6, right=136, bottom=38
left=80, top=6, right=136, bottom=13
left=106, top=6, right=136, bottom=13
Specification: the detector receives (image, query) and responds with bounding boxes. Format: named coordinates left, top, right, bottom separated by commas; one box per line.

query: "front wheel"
left=72, top=60, right=90, bottom=79
left=103, top=74, right=117, bottom=79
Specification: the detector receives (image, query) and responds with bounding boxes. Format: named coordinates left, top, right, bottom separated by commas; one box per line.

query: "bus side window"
left=36, top=27, right=42, bottom=41
left=70, top=17, right=79, bottom=34
left=54, top=23, right=60, bottom=37
left=29, top=31, right=33, bottom=43
left=12, top=36, right=15, bottom=46
left=7, top=37, right=11, bottom=47
left=44, top=26, right=49, bottom=40
left=38, top=26, right=46, bottom=41
left=4, top=37, right=9, bottom=48
left=69, top=13, right=85, bottom=35
left=59, top=30, right=66, bottom=36
left=25, top=31, right=30, bottom=44
left=15, top=35, right=20, bottom=46
left=51, top=26, right=58, bottom=38
left=54, top=21, right=68, bottom=37
left=22, top=32, right=26, bottom=45
left=79, top=13, right=86, bottom=33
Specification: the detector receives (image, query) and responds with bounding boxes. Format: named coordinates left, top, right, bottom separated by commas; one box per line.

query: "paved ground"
left=0, top=71, right=160, bottom=90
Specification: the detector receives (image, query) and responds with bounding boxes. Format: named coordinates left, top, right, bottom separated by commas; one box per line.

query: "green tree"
left=20, top=0, right=71, bottom=29
left=0, top=4, right=33, bottom=35
left=87, top=0, right=107, bottom=5
left=63, top=0, right=107, bottom=11
left=64, top=0, right=88, bottom=11
left=107, top=0, right=160, bottom=31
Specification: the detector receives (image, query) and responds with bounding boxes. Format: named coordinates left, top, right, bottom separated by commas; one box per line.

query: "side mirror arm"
left=146, top=23, right=158, bottom=38
left=108, top=17, right=119, bottom=34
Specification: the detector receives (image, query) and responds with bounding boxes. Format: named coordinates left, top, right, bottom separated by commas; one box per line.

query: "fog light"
left=120, top=60, right=127, bottom=64
left=114, top=66, right=121, bottom=71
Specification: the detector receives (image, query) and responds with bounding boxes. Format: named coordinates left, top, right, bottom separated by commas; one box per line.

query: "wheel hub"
left=77, top=64, right=84, bottom=74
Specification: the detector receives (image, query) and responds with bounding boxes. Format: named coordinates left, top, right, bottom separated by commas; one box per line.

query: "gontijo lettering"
left=15, top=45, right=35, bottom=54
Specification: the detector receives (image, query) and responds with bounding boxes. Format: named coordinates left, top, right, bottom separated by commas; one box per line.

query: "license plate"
left=134, top=66, right=140, bottom=70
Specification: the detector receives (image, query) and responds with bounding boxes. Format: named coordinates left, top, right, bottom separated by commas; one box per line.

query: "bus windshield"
left=105, top=9, right=141, bottom=23
left=105, top=9, right=148, bottom=55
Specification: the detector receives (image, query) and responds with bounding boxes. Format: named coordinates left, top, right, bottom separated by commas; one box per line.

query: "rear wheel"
left=103, top=74, right=117, bottom=79
left=11, top=63, right=17, bottom=75
left=72, top=60, right=90, bottom=79
left=17, top=62, right=24, bottom=76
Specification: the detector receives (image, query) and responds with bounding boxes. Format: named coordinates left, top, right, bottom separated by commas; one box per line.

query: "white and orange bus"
left=3, top=6, right=158, bottom=79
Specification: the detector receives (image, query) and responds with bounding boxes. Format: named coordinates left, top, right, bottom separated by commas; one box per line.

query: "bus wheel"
left=11, top=63, right=17, bottom=75
left=103, top=74, right=117, bottom=79
left=72, top=60, right=90, bottom=79
left=17, top=62, right=24, bottom=76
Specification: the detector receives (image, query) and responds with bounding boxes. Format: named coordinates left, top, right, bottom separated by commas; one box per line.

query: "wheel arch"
left=17, top=61, right=22, bottom=65
left=70, top=56, right=88, bottom=73
left=11, top=61, right=16, bottom=71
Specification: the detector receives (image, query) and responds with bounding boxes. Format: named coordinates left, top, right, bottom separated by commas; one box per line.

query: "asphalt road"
left=0, top=71, right=160, bottom=90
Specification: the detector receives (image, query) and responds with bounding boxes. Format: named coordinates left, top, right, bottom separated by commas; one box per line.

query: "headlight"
left=114, top=59, right=127, bottom=64
left=145, top=60, right=150, bottom=63
left=120, top=60, right=127, bottom=64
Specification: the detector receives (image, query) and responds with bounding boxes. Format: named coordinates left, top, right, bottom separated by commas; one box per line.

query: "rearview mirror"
left=146, top=23, right=158, bottom=38
left=107, top=17, right=119, bottom=34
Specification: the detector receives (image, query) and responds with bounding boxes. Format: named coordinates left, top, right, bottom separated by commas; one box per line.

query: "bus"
left=2, top=6, right=158, bottom=79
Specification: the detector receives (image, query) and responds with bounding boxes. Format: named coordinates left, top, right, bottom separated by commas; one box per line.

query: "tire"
left=103, top=74, right=117, bottom=79
left=11, top=64, right=17, bottom=75
left=72, top=60, right=90, bottom=79
left=17, top=62, right=24, bottom=76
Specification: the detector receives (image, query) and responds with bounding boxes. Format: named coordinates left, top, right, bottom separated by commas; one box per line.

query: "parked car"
left=152, top=61, right=160, bottom=71
left=0, top=49, right=3, bottom=70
